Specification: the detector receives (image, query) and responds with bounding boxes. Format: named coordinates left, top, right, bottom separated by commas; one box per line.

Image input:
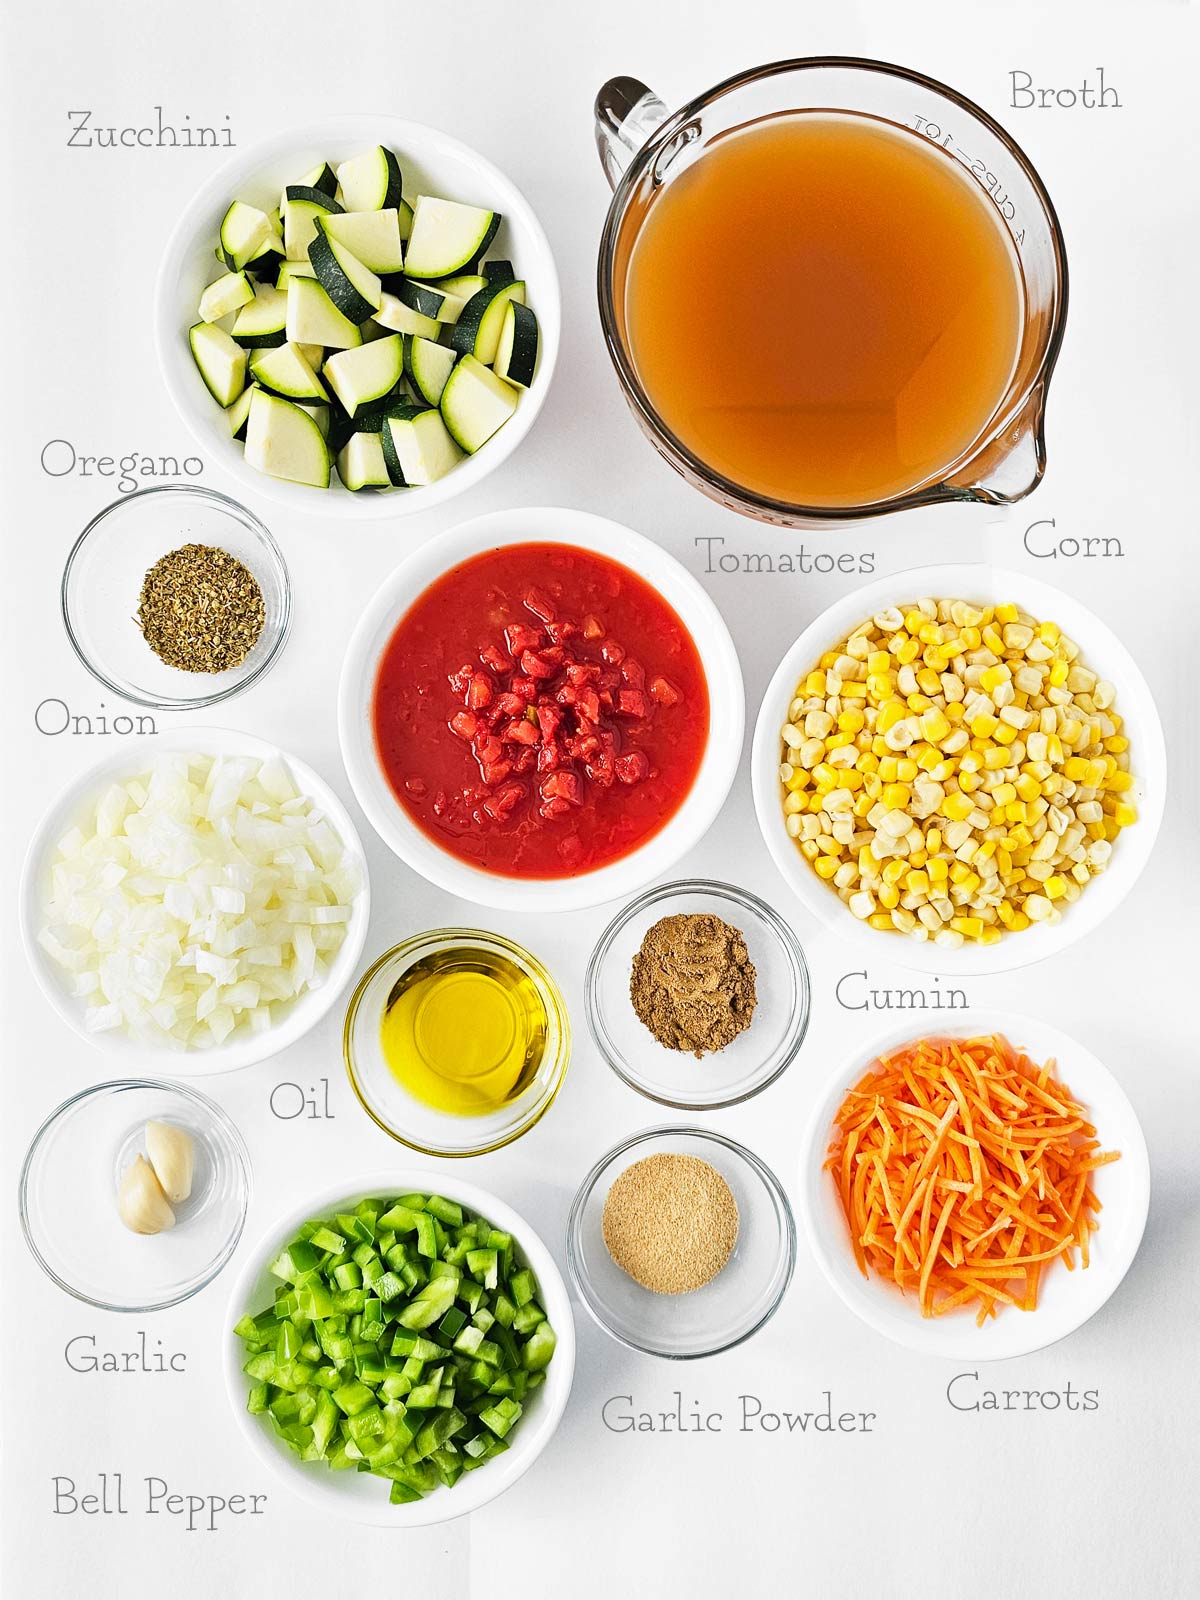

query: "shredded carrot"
left=825, top=1033, right=1118, bottom=1324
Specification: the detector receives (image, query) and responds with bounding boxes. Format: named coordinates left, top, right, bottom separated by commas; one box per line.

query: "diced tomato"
left=620, top=658, right=646, bottom=689
left=511, top=677, right=537, bottom=700
left=495, top=691, right=526, bottom=718
left=475, top=735, right=503, bottom=765
left=504, top=717, right=539, bottom=746
left=576, top=688, right=601, bottom=722
left=468, top=672, right=494, bottom=710
left=505, top=623, right=543, bottom=654
left=448, top=664, right=475, bottom=695
left=480, top=644, right=511, bottom=675
left=600, top=640, right=625, bottom=666
left=541, top=771, right=583, bottom=805
left=565, top=661, right=600, bottom=688
left=511, top=747, right=537, bottom=775
left=450, top=711, right=478, bottom=740
left=649, top=675, right=682, bottom=708
left=616, top=750, right=651, bottom=785
left=581, top=615, right=604, bottom=641
left=524, top=587, right=557, bottom=622
left=536, top=703, right=562, bottom=739
left=618, top=689, right=649, bottom=718
left=520, top=650, right=557, bottom=681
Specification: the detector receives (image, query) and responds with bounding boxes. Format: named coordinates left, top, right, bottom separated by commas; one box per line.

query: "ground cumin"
left=602, top=1152, right=739, bottom=1294
left=630, top=913, right=757, bottom=1057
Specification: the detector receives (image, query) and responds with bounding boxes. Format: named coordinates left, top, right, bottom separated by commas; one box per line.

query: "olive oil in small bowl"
left=344, top=930, right=570, bottom=1156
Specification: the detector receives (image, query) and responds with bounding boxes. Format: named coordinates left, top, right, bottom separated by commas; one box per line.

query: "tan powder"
left=630, top=913, right=757, bottom=1057
left=602, top=1152, right=739, bottom=1294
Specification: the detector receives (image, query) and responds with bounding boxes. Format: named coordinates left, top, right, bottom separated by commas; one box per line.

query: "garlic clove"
left=145, top=1120, right=195, bottom=1206
left=117, top=1154, right=176, bottom=1235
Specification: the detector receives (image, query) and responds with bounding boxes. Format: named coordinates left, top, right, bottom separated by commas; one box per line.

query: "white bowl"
left=799, top=1010, right=1150, bottom=1360
left=223, top=1172, right=575, bottom=1527
left=155, top=114, right=559, bottom=519
left=20, top=727, right=370, bottom=1076
left=752, top=563, right=1165, bottom=975
left=338, top=506, right=745, bottom=912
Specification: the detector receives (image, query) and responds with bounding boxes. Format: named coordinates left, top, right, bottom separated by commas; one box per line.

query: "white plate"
left=223, top=1172, right=575, bottom=1526
left=155, top=114, right=559, bottom=519
left=20, top=727, right=370, bottom=1075
left=751, top=563, right=1166, bottom=975
left=799, top=1009, right=1150, bottom=1360
left=338, top=505, right=745, bottom=912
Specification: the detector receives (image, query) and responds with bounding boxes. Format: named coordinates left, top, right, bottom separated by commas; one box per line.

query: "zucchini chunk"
left=390, top=277, right=447, bottom=320
left=439, top=355, right=518, bottom=453
left=219, top=201, right=276, bottom=271
left=320, top=209, right=405, bottom=275
left=285, top=277, right=363, bottom=350
left=308, top=233, right=382, bottom=322
left=284, top=187, right=343, bottom=262
left=198, top=270, right=254, bottom=323
left=276, top=259, right=318, bottom=290
left=324, top=335, right=405, bottom=418
left=483, top=259, right=516, bottom=288
left=429, top=274, right=486, bottom=325
left=293, top=400, right=331, bottom=438
left=190, top=322, right=247, bottom=406
left=372, top=292, right=439, bottom=341
left=397, top=198, right=415, bottom=242
left=448, top=279, right=526, bottom=365
left=230, top=284, right=289, bottom=349
left=336, top=429, right=392, bottom=491
left=493, top=300, right=539, bottom=389
left=404, top=197, right=500, bottom=279
left=249, top=342, right=330, bottom=402
left=404, top=335, right=457, bottom=406
left=382, top=405, right=463, bottom=485
left=226, top=383, right=258, bottom=441
left=245, top=389, right=331, bottom=488
left=336, top=146, right=404, bottom=212
left=297, top=161, right=338, bottom=199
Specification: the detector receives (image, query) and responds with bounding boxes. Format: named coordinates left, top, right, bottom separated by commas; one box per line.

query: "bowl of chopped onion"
left=20, top=728, right=370, bottom=1074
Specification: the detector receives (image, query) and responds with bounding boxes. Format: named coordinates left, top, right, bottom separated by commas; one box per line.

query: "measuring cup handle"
left=594, top=77, right=670, bottom=189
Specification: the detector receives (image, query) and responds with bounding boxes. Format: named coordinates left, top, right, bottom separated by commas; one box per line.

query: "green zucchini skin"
left=308, top=232, right=380, bottom=324
left=494, top=300, right=539, bottom=389
left=285, top=185, right=344, bottom=213
left=390, top=278, right=447, bottom=319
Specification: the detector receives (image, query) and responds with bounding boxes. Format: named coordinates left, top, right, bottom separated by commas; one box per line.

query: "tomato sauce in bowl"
left=372, top=542, right=710, bottom=878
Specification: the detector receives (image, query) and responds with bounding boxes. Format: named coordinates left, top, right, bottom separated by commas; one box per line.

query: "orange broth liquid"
left=619, top=112, right=1025, bottom=509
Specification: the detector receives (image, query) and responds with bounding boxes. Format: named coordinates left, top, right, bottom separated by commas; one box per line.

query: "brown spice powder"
left=137, top=543, right=265, bottom=674
left=602, top=1152, right=739, bottom=1294
left=630, top=913, right=757, bottom=1057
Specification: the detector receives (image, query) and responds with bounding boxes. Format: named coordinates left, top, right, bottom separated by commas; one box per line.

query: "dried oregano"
left=137, top=544, right=265, bottom=674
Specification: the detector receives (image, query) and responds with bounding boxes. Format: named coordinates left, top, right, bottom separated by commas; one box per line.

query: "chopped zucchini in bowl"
left=187, top=141, right=542, bottom=494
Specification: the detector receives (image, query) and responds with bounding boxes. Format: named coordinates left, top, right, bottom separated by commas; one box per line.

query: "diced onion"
left=40, top=752, right=360, bottom=1049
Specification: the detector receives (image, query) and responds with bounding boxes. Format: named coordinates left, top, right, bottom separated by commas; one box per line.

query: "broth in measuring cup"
left=616, top=111, right=1025, bottom=510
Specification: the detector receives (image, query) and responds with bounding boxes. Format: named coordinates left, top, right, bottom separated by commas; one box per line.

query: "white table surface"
left=3, top=2, right=1198, bottom=1595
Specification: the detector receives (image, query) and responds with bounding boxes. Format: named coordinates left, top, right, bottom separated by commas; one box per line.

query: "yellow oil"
left=380, top=947, right=548, bottom=1116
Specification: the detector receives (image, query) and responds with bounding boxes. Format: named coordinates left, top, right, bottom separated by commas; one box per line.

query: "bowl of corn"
left=751, top=565, right=1165, bottom=975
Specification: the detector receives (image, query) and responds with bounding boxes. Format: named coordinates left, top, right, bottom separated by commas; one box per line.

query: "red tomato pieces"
left=372, top=542, right=710, bottom=879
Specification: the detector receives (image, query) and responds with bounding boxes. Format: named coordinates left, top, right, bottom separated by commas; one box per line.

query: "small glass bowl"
left=19, top=1079, right=251, bottom=1312
left=61, top=484, right=291, bottom=710
left=585, top=879, right=810, bottom=1109
left=343, top=929, right=571, bottom=1158
left=566, top=1126, right=796, bottom=1358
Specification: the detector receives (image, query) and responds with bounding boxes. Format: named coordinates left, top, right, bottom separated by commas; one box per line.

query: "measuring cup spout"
left=943, top=384, right=1048, bottom=506
left=595, top=77, right=670, bottom=190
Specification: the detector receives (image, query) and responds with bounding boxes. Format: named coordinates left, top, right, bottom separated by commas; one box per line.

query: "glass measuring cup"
left=595, top=58, right=1068, bottom=525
